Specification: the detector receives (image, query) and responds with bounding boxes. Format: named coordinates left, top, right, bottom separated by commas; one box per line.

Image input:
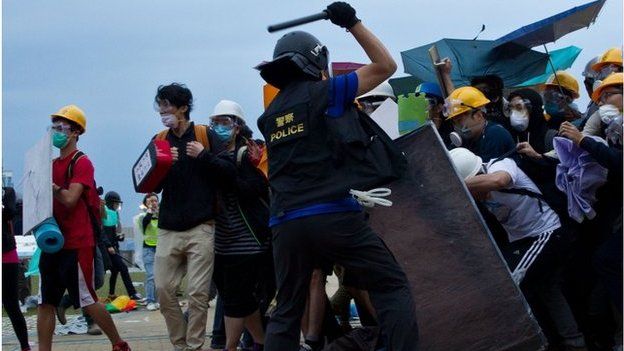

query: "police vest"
left=257, top=79, right=407, bottom=217
left=144, top=218, right=158, bottom=247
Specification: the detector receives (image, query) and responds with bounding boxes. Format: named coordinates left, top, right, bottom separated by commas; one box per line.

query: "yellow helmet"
left=591, top=72, right=624, bottom=103
left=592, top=47, right=623, bottom=71
left=444, top=86, right=490, bottom=120
left=50, top=105, right=86, bottom=134
left=542, top=71, right=580, bottom=99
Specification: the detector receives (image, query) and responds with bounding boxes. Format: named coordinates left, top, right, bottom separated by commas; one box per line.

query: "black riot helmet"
left=256, top=31, right=329, bottom=89
left=104, top=191, right=122, bottom=205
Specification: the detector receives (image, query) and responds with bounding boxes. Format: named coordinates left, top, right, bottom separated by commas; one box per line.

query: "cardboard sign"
left=22, top=132, right=53, bottom=234
left=368, top=98, right=400, bottom=140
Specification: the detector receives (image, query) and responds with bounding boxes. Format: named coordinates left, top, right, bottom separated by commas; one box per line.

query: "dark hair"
left=142, top=192, right=158, bottom=206
left=155, top=83, right=193, bottom=120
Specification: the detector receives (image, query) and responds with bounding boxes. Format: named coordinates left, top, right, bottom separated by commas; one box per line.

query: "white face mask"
left=161, top=114, right=178, bottom=128
left=509, top=110, right=529, bottom=131
left=598, top=104, right=622, bottom=125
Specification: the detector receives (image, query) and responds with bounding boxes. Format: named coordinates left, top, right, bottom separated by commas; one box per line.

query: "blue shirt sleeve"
left=326, top=72, right=359, bottom=118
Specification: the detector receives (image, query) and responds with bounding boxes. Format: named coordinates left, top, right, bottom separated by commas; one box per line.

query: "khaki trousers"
left=155, top=222, right=215, bottom=351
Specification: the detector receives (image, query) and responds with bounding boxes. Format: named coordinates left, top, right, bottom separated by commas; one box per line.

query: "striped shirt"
left=215, top=191, right=269, bottom=256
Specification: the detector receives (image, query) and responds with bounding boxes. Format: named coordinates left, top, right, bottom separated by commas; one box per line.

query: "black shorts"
left=39, top=247, right=98, bottom=309
left=213, top=253, right=267, bottom=318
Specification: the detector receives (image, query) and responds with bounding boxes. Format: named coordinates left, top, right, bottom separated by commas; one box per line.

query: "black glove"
left=326, top=2, right=360, bottom=29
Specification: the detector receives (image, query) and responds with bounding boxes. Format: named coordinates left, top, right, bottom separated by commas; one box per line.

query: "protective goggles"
left=48, top=122, right=73, bottom=133
left=359, top=100, right=384, bottom=112
left=598, top=64, right=623, bottom=80
left=542, top=89, right=572, bottom=104
left=210, top=115, right=236, bottom=128
left=600, top=89, right=624, bottom=103
left=442, top=98, right=480, bottom=118
left=504, top=98, right=532, bottom=116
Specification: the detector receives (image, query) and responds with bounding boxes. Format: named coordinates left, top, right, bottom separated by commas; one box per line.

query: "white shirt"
left=484, top=158, right=561, bottom=242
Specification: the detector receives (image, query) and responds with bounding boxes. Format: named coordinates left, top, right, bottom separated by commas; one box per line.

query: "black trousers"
left=3, top=262, right=30, bottom=350
left=265, top=211, right=419, bottom=351
left=108, top=253, right=136, bottom=296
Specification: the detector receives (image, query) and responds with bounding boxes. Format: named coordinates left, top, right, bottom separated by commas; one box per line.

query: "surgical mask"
left=213, top=124, right=234, bottom=142
left=598, top=104, right=622, bottom=125
left=161, top=114, right=178, bottom=128
left=52, top=131, right=69, bottom=149
left=510, top=110, right=529, bottom=132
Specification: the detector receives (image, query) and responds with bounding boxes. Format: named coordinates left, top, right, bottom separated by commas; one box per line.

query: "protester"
left=577, top=56, right=601, bottom=130
left=415, top=82, right=452, bottom=143
left=355, top=80, right=395, bottom=115
left=449, top=147, right=588, bottom=350
left=583, top=49, right=623, bottom=137
left=256, top=2, right=418, bottom=350
left=541, top=71, right=582, bottom=129
left=445, top=86, right=517, bottom=161
left=41, top=104, right=130, bottom=351
left=3, top=186, right=31, bottom=351
left=137, top=193, right=159, bottom=311
left=208, top=99, right=272, bottom=351
left=471, top=75, right=509, bottom=129
left=152, top=83, right=231, bottom=351
left=103, top=191, right=141, bottom=301
left=508, top=89, right=557, bottom=153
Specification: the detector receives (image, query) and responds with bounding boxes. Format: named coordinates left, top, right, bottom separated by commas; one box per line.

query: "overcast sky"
left=3, top=0, right=622, bottom=225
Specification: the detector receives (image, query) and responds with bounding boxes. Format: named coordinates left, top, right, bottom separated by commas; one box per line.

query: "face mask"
left=544, top=101, right=565, bottom=117
left=599, top=104, right=621, bottom=125
left=52, top=131, right=69, bottom=149
left=213, top=125, right=234, bottom=142
left=509, top=110, right=530, bottom=132
left=161, top=114, right=178, bottom=128
left=449, top=125, right=473, bottom=147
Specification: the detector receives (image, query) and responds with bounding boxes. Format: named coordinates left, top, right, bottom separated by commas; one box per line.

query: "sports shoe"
left=146, top=302, right=159, bottom=311
left=87, top=324, right=103, bottom=335
left=112, top=341, right=131, bottom=351
left=56, top=305, right=67, bottom=325
left=130, top=293, right=143, bottom=301
left=105, top=294, right=118, bottom=303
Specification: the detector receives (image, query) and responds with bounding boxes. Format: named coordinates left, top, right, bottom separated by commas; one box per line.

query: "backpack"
left=155, top=124, right=211, bottom=150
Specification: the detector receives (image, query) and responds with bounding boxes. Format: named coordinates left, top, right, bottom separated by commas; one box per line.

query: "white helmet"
left=448, top=148, right=483, bottom=180
left=212, top=100, right=245, bottom=123
left=357, top=81, right=395, bottom=100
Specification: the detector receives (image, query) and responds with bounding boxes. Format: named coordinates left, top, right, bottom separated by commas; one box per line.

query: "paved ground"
left=3, top=275, right=340, bottom=351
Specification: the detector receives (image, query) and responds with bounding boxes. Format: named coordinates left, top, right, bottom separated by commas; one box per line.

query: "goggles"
left=210, top=115, right=236, bottom=128
left=48, top=122, right=73, bottom=134
left=598, top=64, right=623, bottom=80
left=542, top=89, right=572, bottom=105
left=504, top=98, right=532, bottom=116
left=359, top=100, right=384, bottom=112
left=442, top=98, right=480, bottom=118
left=600, top=89, right=624, bottom=104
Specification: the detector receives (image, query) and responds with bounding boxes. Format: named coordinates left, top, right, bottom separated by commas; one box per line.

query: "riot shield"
left=368, top=124, right=546, bottom=351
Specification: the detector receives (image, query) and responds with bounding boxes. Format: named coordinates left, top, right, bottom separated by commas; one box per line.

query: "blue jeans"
left=143, top=246, right=157, bottom=303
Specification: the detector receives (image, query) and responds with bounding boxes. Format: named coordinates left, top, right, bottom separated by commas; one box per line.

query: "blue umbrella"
left=514, top=46, right=583, bottom=87
left=495, top=0, right=605, bottom=48
left=401, top=39, right=549, bottom=87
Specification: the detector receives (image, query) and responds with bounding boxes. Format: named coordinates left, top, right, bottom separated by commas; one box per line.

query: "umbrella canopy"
left=389, top=76, right=422, bottom=97
left=401, top=39, right=549, bottom=87
left=514, top=46, right=583, bottom=87
left=495, top=0, right=605, bottom=48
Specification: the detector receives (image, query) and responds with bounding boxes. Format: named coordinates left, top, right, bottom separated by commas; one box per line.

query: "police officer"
left=256, top=2, right=418, bottom=350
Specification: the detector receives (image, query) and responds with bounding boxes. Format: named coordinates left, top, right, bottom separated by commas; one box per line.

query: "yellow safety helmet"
left=444, top=86, right=490, bottom=120
left=592, top=47, right=623, bottom=71
left=50, top=105, right=86, bottom=134
left=591, top=72, right=624, bottom=103
left=542, top=71, right=580, bottom=99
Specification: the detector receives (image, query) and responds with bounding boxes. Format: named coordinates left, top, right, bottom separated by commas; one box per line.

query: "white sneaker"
left=146, top=302, right=159, bottom=311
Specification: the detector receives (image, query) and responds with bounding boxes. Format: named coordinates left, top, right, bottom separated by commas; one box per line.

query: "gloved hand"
left=326, top=2, right=360, bottom=29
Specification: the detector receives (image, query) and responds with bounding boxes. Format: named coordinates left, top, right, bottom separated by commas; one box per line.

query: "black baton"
left=268, top=11, right=329, bottom=33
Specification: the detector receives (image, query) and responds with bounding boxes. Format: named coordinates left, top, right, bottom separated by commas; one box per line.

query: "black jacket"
left=217, top=141, right=271, bottom=243
left=155, top=122, right=232, bottom=231
left=2, top=187, right=17, bottom=254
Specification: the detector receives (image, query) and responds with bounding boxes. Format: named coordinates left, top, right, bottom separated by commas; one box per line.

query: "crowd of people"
left=2, top=2, right=622, bottom=351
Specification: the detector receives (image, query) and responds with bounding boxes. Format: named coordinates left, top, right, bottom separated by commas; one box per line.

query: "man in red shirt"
left=37, top=104, right=131, bottom=351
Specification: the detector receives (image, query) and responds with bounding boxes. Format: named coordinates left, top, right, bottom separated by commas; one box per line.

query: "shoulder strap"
left=156, top=129, right=169, bottom=140
left=194, top=124, right=211, bottom=151
left=236, top=146, right=248, bottom=167
left=67, top=151, right=86, bottom=183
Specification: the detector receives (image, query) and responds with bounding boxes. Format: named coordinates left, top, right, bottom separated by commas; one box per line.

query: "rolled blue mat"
left=33, top=218, right=64, bottom=253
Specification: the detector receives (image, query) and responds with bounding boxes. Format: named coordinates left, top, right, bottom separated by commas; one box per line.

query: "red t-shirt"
left=52, top=150, right=95, bottom=249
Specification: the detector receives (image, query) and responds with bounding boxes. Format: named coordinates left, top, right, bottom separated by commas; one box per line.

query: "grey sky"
left=3, top=0, right=622, bottom=225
